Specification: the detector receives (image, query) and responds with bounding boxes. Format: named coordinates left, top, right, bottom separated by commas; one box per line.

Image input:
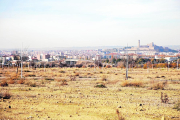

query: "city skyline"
left=0, top=0, right=180, bottom=49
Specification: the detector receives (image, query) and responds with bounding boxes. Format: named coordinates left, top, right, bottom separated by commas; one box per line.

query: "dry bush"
left=59, top=70, right=65, bottom=73
left=10, top=73, right=19, bottom=80
left=101, top=75, right=107, bottom=81
left=117, top=62, right=125, bottom=68
left=69, top=75, right=76, bottom=81
left=25, top=73, right=36, bottom=77
left=161, top=92, right=169, bottom=103
left=82, top=65, right=86, bottom=68
left=29, top=82, right=36, bottom=87
left=86, top=72, right=91, bottom=75
left=99, top=71, right=103, bottom=73
left=116, top=109, right=125, bottom=120
left=17, top=79, right=25, bottom=84
left=173, top=100, right=180, bottom=111
left=0, top=90, right=11, bottom=99
left=121, top=80, right=143, bottom=87
left=74, top=72, right=79, bottom=76
left=0, top=80, right=8, bottom=87
left=143, top=64, right=147, bottom=69
left=60, top=79, right=68, bottom=86
left=24, top=70, right=31, bottom=72
left=8, top=79, right=15, bottom=84
left=45, top=77, right=54, bottom=81
left=149, top=81, right=167, bottom=90
left=24, top=80, right=31, bottom=86
left=106, top=65, right=111, bottom=68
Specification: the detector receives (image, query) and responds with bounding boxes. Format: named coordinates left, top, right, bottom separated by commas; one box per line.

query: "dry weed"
left=0, top=80, right=8, bottom=87
left=121, top=80, right=143, bottom=87
left=17, top=79, right=25, bottom=84
left=8, top=79, right=15, bottom=84
left=0, top=90, right=11, bottom=99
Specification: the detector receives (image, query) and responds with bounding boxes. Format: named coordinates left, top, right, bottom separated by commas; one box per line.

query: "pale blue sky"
left=0, top=0, right=180, bottom=49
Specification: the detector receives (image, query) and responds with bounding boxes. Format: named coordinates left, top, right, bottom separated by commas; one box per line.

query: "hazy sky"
left=0, top=0, right=180, bottom=49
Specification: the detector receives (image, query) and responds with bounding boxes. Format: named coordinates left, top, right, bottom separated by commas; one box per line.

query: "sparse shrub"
left=152, top=83, right=164, bottom=90
left=45, top=78, right=54, bottom=81
left=121, top=80, right=143, bottom=87
left=61, top=79, right=68, bottom=86
left=59, top=70, right=65, bottom=73
left=155, top=76, right=161, bottom=78
left=106, top=65, right=111, bottom=68
left=116, top=109, right=125, bottom=120
left=147, top=76, right=151, bottom=78
left=25, top=74, right=36, bottom=77
left=143, top=64, right=147, bottom=69
left=69, top=75, right=76, bottom=81
left=17, top=79, right=25, bottom=84
left=8, top=79, right=15, bottom=84
left=128, top=76, right=131, bottom=78
left=30, top=82, right=36, bottom=87
left=82, top=65, right=86, bottom=68
left=24, top=70, right=31, bottom=72
left=161, top=92, right=169, bottom=103
left=101, top=75, right=107, bottom=81
left=94, top=84, right=106, bottom=88
left=121, top=80, right=128, bottom=87
left=149, top=81, right=167, bottom=90
left=74, top=72, right=79, bottom=76
left=24, top=80, right=31, bottom=85
left=0, top=90, right=11, bottom=99
left=0, top=80, right=8, bottom=87
left=86, top=72, right=91, bottom=75
left=10, top=73, right=19, bottom=80
left=173, top=101, right=180, bottom=111
left=117, top=62, right=125, bottom=68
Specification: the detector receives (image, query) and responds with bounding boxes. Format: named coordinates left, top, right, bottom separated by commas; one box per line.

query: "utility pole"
left=44, top=63, right=45, bottom=72
left=21, top=43, right=23, bottom=78
left=177, top=59, right=179, bottom=70
left=126, top=45, right=128, bottom=80
left=94, top=59, right=95, bottom=71
left=168, top=61, right=169, bottom=71
left=126, top=55, right=128, bottom=80
left=98, top=60, right=99, bottom=69
left=1, top=54, right=3, bottom=69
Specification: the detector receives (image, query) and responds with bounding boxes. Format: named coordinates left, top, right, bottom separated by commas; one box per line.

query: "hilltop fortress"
left=126, top=40, right=177, bottom=53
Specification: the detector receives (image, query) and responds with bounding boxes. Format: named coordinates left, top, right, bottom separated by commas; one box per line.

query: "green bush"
left=173, top=101, right=180, bottom=111
left=94, top=84, right=106, bottom=88
left=45, top=78, right=54, bottom=81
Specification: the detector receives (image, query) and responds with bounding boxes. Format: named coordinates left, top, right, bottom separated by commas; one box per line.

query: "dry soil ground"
left=0, top=67, right=180, bottom=120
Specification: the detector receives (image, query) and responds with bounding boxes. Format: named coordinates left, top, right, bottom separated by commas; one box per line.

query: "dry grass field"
left=0, top=67, right=180, bottom=120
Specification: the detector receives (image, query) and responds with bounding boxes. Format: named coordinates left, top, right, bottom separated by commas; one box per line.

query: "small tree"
left=106, top=59, right=109, bottom=63
left=112, top=58, right=116, bottom=64
left=143, top=64, right=147, bottom=69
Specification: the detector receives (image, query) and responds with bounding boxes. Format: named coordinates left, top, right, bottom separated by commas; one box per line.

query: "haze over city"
left=0, top=0, right=180, bottom=49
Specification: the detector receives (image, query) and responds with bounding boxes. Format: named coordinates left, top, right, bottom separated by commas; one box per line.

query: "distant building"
left=105, top=53, right=120, bottom=59
left=127, top=40, right=177, bottom=53
left=65, top=59, right=78, bottom=66
left=45, top=54, right=50, bottom=59
left=95, top=54, right=102, bottom=60
left=164, top=57, right=178, bottom=61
